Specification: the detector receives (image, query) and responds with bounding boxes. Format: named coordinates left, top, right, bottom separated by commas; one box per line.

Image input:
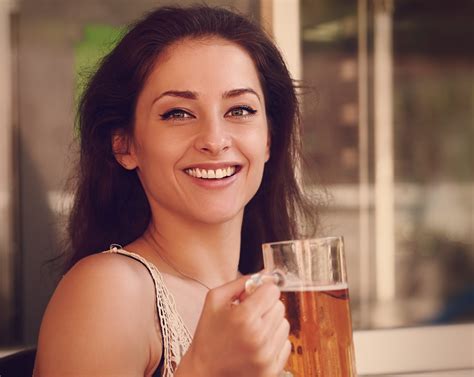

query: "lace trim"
left=104, top=245, right=192, bottom=377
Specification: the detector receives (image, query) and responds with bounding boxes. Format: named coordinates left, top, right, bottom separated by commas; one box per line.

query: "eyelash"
left=159, top=108, right=192, bottom=120
left=159, top=105, right=257, bottom=121
left=227, top=105, right=258, bottom=118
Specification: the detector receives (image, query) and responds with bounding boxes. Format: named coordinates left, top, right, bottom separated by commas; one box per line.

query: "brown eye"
left=160, top=109, right=194, bottom=120
left=226, top=106, right=257, bottom=118
left=231, top=108, right=245, bottom=116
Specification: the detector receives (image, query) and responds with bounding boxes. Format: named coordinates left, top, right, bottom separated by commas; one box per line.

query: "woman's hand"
left=176, top=275, right=291, bottom=377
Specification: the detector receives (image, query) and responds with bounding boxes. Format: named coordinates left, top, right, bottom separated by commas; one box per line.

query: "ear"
left=111, top=130, right=138, bottom=170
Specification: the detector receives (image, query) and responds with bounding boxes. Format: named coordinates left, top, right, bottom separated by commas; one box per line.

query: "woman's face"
left=124, top=37, right=270, bottom=225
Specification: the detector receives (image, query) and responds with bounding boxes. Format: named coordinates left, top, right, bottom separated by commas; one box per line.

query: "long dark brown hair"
left=67, top=5, right=318, bottom=273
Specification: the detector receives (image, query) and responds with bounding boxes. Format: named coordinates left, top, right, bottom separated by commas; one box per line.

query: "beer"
left=263, top=236, right=356, bottom=376
left=280, top=284, right=356, bottom=377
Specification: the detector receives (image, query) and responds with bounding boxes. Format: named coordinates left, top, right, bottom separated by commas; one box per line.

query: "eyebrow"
left=223, top=88, right=261, bottom=102
left=154, top=87, right=261, bottom=104
left=155, top=90, right=198, bottom=101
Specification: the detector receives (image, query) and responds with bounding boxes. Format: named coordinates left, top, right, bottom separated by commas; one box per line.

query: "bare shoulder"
left=35, top=252, right=162, bottom=377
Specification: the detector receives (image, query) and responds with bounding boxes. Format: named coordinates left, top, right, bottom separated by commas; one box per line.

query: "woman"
left=35, top=5, right=317, bottom=377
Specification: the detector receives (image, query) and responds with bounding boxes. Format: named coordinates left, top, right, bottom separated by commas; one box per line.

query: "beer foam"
left=281, top=283, right=348, bottom=292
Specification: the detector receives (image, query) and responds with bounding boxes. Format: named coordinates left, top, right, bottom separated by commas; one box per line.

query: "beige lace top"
left=104, top=245, right=192, bottom=377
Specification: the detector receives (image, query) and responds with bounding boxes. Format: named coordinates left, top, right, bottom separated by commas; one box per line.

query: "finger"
left=265, top=316, right=290, bottom=374
left=260, top=299, right=286, bottom=338
left=270, top=317, right=290, bottom=352
left=240, top=281, right=280, bottom=316
left=206, top=275, right=250, bottom=306
left=241, top=271, right=282, bottom=299
left=274, top=339, right=292, bottom=373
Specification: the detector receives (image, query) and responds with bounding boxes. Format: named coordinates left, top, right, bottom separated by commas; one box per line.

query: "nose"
left=194, top=119, right=232, bottom=155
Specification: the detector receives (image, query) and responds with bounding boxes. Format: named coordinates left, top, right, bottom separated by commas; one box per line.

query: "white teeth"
left=185, top=166, right=237, bottom=179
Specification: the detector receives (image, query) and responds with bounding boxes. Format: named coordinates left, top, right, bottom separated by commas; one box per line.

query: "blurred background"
left=0, top=0, right=472, bottom=350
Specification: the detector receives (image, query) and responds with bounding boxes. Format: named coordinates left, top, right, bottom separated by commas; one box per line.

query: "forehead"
left=143, top=36, right=264, bottom=97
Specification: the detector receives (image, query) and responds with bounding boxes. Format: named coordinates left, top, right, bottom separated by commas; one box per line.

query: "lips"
left=184, top=166, right=239, bottom=179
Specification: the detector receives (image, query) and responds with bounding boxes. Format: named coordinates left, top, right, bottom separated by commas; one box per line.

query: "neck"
left=143, top=208, right=243, bottom=289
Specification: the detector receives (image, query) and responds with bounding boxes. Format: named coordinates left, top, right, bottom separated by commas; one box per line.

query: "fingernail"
left=244, top=271, right=285, bottom=296
left=244, top=273, right=262, bottom=295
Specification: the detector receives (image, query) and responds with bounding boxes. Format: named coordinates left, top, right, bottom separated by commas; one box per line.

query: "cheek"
left=134, top=139, right=171, bottom=181
left=264, top=140, right=270, bottom=162
left=254, top=130, right=270, bottom=162
left=242, top=131, right=270, bottom=173
left=136, top=131, right=182, bottom=165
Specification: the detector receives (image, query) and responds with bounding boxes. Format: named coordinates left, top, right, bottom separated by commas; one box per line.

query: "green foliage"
left=74, top=24, right=124, bottom=105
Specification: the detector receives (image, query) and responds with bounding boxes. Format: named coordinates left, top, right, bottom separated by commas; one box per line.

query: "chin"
left=191, top=206, right=244, bottom=225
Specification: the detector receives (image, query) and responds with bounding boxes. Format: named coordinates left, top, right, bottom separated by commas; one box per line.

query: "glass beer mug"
left=262, top=237, right=357, bottom=377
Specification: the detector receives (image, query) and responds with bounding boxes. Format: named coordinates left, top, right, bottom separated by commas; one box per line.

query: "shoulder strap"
left=105, top=245, right=161, bottom=303
left=103, top=245, right=192, bottom=377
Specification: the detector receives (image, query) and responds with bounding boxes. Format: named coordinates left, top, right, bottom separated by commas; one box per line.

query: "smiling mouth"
left=184, top=166, right=240, bottom=179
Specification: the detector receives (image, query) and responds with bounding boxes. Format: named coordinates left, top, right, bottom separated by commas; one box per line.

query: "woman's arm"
left=34, top=253, right=162, bottom=377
